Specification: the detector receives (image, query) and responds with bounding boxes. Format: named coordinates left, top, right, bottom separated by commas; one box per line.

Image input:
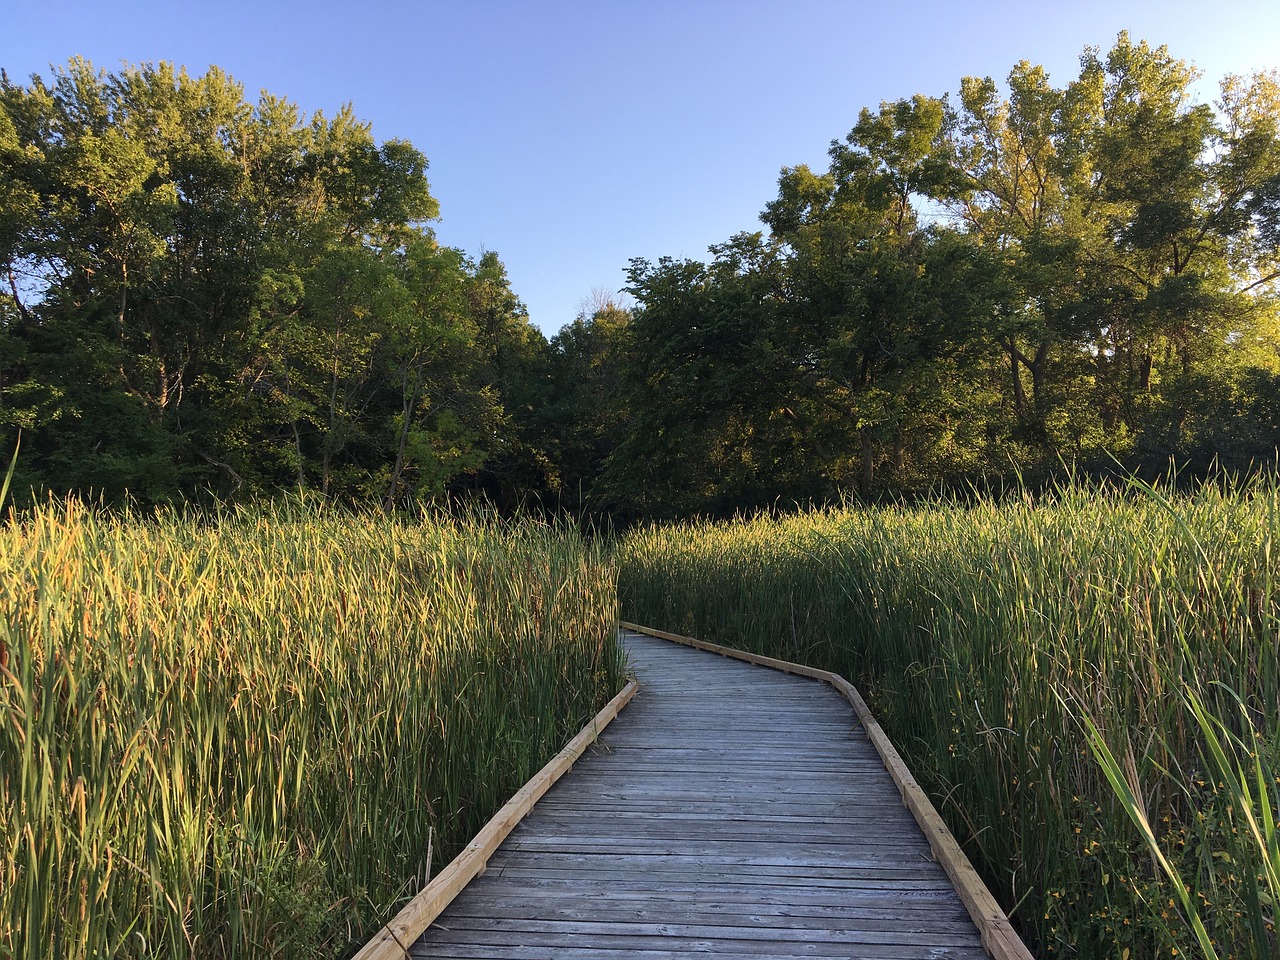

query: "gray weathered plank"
left=409, top=630, right=996, bottom=959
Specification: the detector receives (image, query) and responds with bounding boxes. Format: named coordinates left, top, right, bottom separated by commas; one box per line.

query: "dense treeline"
left=3, top=37, right=1280, bottom=517
left=0, top=59, right=551, bottom=508
left=602, top=34, right=1280, bottom=517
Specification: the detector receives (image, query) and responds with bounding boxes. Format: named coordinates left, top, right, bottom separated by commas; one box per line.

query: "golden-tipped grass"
left=0, top=497, right=624, bottom=959
left=618, top=480, right=1279, bottom=959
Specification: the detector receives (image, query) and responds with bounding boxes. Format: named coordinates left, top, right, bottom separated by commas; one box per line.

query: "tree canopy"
left=601, top=34, right=1280, bottom=516
left=3, top=39, right=1280, bottom=517
left=0, top=58, right=550, bottom=507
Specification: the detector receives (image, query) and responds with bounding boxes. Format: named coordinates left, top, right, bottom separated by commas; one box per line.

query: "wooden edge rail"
left=619, top=621, right=1035, bottom=960
left=351, top=677, right=641, bottom=960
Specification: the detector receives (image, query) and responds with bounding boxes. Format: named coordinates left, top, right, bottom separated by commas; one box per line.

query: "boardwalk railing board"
left=352, top=677, right=640, bottom=960
left=619, top=621, right=1035, bottom=960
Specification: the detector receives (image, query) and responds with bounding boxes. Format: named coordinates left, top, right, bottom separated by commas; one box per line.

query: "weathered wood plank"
left=425, top=916, right=987, bottom=944
left=481, top=869, right=962, bottom=891
left=351, top=680, right=639, bottom=960
left=445, top=893, right=972, bottom=922
left=514, top=819, right=938, bottom=841
left=384, top=628, right=1029, bottom=960
left=443, top=876, right=965, bottom=903
left=619, top=623, right=1035, bottom=960
left=417, top=946, right=990, bottom=960
left=414, top=928, right=991, bottom=959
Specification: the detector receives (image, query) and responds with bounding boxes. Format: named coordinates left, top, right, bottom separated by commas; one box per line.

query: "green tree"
left=608, top=233, right=839, bottom=517
left=765, top=96, right=1009, bottom=495
left=949, top=36, right=1280, bottom=473
left=541, top=290, right=633, bottom=515
left=0, top=59, right=520, bottom=507
left=455, top=251, right=555, bottom=509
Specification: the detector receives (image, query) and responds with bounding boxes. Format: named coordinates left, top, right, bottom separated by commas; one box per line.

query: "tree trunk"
left=1006, top=340, right=1026, bottom=415
left=1029, top=340, right=1050, bottom=419
left=384, top=357, right=425, bottom=512
left=322, top=321, right=343, bottom=498
left=292, top=420, right=305, bottom=489
left=6, top=270, right=31, bottom=329
left=859, top=426, right=875, bottom=499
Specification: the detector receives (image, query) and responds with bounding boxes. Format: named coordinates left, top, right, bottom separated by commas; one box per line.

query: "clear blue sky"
left=5, top=1, right=1278, bottom=334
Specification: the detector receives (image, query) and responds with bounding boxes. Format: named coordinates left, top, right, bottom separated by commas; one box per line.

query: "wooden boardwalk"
left=405, top=629, right=1004, bottom=959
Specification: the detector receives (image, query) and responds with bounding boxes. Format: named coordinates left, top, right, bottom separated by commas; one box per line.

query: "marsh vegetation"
left=0, top=501, right=622, bottom=959
left=619, top=479, right=1280, bottom=958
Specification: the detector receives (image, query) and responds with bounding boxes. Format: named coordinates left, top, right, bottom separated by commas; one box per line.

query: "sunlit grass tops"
left=0, top=498, right=624, bottom=959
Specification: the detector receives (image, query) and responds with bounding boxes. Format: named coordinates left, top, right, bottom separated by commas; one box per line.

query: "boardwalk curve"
left=383, top=627, right=1031, bottom=959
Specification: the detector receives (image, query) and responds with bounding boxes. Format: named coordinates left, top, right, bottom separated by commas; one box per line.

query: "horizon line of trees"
left=0, top=57, right=559, bottom=510
left=597, top=33, right=1280, bottom=517
left=4, top=36, right=1280, bottom=520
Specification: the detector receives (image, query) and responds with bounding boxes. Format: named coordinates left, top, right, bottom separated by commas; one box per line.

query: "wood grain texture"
left=400, top=628, right=1028, bottom=959
left=351, top=678, right=639, bottom=960
left=619, top=622, right=1035, bottom=960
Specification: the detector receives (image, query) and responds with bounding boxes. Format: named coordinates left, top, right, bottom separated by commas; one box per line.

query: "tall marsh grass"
left=619, top=480, right=1280, bottom=958
left=0, top=497, right=624, bottom=959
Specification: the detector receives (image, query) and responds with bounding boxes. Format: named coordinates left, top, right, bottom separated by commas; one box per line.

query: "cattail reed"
left=619, top=478, right=1279, bottom=959
left=0, top=498, right=624, bottom=959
